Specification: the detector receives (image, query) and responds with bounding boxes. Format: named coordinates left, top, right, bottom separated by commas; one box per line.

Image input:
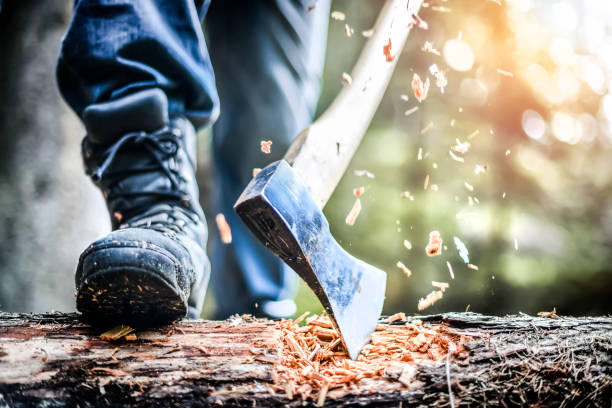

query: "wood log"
left=0, top=312, right=610, bottom=407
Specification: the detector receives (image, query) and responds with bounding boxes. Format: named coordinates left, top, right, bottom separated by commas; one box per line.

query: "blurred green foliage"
left=295, top=0, right=612, bottom=317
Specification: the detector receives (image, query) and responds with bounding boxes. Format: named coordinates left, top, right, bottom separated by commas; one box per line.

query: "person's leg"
left=205, top=0, right=331, bottom=319
left=56, top=0, right=219, bottom=324
left=57, top=0, right=217, bottom=128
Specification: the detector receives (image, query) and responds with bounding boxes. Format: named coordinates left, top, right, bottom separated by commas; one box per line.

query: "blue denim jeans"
left=57, top=0, right=330, bottom=318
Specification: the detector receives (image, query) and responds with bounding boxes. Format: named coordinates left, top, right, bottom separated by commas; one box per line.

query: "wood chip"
left=100, top=325, right=134, bottom=341
left=446, top=261, right=455, bottom=279
left=396, top=261, right=412, bottom=278
left=418, top=290, right=443, bottom=311
left=388, top=312, right=406, bottom=323
left=404, top=106, right=419, bottom=116
left=537, top=307, right=560, bottom=319
left=344, top=24, right=354, bottom=37
left=449, top=150, right=465, bottom=163
left=432, top=281, right=449, bottom=291
left=345, top=198, right=362, bottom=226
left=352, top=186, right=365, bottom=197
left=383, top=38, right=395, bottom=62
left=496, top=68, right=514, bottom=77
left=260, top=140, right=272, bottom=154
left=330, top=11, right=345, bottom=21
left=342, top=72, right=352, bottom=85
left=420, top=122, right=434, bottom=135
left=411, top=73, right=430, bottom=103
left=215, top=213, right=232, bottom=244
left=425, top=231, right=442, bottom=256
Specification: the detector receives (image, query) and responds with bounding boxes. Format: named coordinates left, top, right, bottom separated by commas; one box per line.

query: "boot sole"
left=76, top=246, right=188, bottom=328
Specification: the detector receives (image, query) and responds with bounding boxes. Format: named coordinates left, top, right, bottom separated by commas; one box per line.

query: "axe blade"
left=234, top=160, right=386, bottom=359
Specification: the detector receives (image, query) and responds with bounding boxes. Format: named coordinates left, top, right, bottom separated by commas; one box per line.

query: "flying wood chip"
left=425, top=231, right=443, bottom=256
left=383, top=38, right=395, bottom=62
left=345, top=198, right=362, bottom=226
left=411, top=73, right=430, bottom=103
left=215, top=213, right=232, bottom=244
left=260, top=140, right=272, bottom=154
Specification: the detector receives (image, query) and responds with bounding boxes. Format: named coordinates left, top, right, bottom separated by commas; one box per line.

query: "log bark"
left=0, top=312, right=610, bottom=407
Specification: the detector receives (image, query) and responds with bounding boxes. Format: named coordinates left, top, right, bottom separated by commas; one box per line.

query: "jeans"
left=57, top=0, right=330, bottom=318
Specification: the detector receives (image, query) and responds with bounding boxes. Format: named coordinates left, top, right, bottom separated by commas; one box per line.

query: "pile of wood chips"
left=275, top=312, right=465, bottom=405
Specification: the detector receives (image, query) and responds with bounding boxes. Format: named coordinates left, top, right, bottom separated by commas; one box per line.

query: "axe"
left=235, top=0, right=423, bottom=359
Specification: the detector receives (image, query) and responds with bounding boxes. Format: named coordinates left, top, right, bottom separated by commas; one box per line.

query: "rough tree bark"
left=0, top=312, right=609, bottom=407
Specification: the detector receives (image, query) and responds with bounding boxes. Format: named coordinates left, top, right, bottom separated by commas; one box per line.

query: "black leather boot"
left=75, top=89, right=209, bottom=327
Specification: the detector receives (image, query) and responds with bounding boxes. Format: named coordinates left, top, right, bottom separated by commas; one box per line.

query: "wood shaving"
left=446, top=261, right=455, bottom=279
left=449, top=150, right=465, bottom=163
left=496, top=68, right=514, bottom=77
left=432, top=6, right=451, bottom=12
left=352, top=186, right=365, bottom=197
left=411, top=73, right=430, bottom=103
left=404, top=106, right=419, bottom=116
left=537, top=307, right=560, bottom=319
left=424, top=174, right=430, bottom=190
left=215, top=213, right=232, bottom=244
left=418, top=290, right=443, bottom=310
left=331, top=11, right=345, bottom=21
left=100, top=325, right=134, bottom=341
left=344, top=24, right=354, bottom=37
left=388, top=312, right=406, bottom=323
left=452, top=138, right=470, bottom=154
left=275, top=315, right=464, bottom=403
left=354, top=169, right=375, bottom=179
left=429, top=64, right=447, bottom=93
left=383, top=38, right=395, bottom=62
left=432, top=281, right=449, bottom=292
left=412, top=13, right=428, bottom=30
left=421, top=41, right=440, bottom=55
left=420, top=122, right=434, bottom=135
left=474, top=164, right=487, bottom=175
left=345, top=198, right=362, bottom=226
left=260, top=140, right=272, bottom=154
left=341, top=72, right=352, bottom=85
left=396, top=261, right=412, bottom=278
left=425, top=230, right=443, bottom=256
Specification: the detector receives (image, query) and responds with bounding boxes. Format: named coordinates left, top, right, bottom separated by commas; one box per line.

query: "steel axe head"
left=234, top=160, right=386, bottom=359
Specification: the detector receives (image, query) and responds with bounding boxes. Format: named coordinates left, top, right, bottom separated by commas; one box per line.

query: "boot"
left=75, top=89, right=209, bottom=327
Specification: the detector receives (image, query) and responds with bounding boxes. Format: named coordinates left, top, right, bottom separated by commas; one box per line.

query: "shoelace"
left=122, top=204, right=198, bottom=235
left=92, top=126, right=186, bottom=203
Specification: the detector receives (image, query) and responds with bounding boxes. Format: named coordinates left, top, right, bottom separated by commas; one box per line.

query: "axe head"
left=234, top=160, right=386, bottom=359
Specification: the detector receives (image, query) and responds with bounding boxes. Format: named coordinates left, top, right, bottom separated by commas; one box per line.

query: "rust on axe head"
left=234, top=160, right=386, bottom=359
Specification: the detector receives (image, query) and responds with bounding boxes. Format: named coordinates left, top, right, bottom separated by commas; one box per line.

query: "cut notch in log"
left=0, top=311, right=610, bottom=407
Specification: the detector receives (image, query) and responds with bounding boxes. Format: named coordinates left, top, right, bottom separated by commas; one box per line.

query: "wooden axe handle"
left=284, top=0, right=424, bottom=209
